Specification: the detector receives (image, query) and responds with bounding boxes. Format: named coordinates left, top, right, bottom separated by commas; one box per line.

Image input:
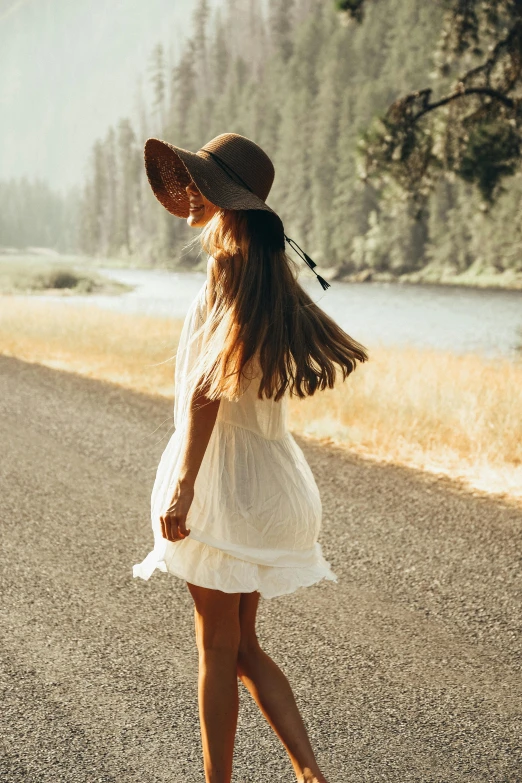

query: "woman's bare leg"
left=237, top=591, right=328, bottom=783
left=187, top=583, right=242, bottom=783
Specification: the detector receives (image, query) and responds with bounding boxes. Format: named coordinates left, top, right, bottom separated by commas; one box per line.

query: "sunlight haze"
left=0, top=0, right=213, bottom=195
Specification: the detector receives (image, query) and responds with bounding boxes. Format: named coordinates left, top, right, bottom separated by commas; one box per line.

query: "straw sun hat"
left=143, top=132, right=330, bottom=290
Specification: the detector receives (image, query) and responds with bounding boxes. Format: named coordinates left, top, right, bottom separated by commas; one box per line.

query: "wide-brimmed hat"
left=143, top=132, right=330, bottom=289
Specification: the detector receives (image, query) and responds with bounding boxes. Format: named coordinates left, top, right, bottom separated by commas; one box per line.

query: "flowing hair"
left=188, top=208, right=369, bottom=402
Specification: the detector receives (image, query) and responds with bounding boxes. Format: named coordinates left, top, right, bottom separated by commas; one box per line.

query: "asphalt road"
left=1, top=355, right=520, bottom=783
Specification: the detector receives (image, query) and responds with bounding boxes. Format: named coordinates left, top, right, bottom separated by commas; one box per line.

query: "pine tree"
left=148, top=43, right=167, bottom=131
left=268, top=0, right=296, bottom=63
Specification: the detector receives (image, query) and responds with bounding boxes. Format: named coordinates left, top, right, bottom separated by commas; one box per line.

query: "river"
left=46, top=267, right=522, bottom=358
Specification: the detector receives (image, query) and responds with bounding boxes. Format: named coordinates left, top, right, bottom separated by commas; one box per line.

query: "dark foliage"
left=342, top=0, right=522, bottom=204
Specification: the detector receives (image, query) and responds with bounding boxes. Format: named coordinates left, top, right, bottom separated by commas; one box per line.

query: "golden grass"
left=1, top=296, right=521, bottom=501
left=0, top=297, right=181, bottom=398
left=289, top=348, right=522, bottom=500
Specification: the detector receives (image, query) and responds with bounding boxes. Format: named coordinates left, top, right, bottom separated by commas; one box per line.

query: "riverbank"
left=94, top=257, right=522, bottom=292
left=337, top=260, right=522, bottom=291
left=4, top=248, right=522, bottom=292
left=0, top=255, right=131, bottom=296
left=1, top=295, right=520, bottom=504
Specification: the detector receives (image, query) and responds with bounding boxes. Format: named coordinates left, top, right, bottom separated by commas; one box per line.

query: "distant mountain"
left=0, top=0, right=215, bottom=195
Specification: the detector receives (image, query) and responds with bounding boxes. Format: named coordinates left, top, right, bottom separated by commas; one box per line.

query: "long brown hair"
left=190, top=208, right=368, bottom=402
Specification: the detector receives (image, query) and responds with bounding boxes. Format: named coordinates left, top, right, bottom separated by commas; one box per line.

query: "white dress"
left=132, top=278, right=337, bottom=599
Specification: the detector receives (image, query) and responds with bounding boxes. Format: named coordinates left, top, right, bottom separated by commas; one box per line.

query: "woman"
left=133, top=132, right=368, bottom=783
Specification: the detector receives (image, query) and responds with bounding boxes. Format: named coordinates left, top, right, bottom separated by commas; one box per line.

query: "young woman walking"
left=133, top=132, right=368, bottom=783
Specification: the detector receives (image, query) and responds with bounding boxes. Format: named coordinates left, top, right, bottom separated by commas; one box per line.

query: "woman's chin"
left=187, top=212, right=206, bottom=228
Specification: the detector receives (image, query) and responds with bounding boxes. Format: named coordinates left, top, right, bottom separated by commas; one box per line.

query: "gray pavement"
left=0, top=355, right=520, bottom=783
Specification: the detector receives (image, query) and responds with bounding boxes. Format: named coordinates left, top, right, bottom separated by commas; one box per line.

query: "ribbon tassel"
left=284, top=234, right=331, bottom=291
left=316, top=274, right=331, bottom=291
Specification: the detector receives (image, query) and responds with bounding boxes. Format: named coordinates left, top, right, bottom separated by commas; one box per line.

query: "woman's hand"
left=160, top=481, right=194, bottom=542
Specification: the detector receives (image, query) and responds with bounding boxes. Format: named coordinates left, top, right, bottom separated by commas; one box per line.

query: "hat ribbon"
left=283, top=235, right=330, bottom=291
left=198, top=148, right=331, bottom=291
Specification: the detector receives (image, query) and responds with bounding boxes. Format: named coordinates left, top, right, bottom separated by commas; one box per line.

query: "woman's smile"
left=186, top=179, right=218, bottom=226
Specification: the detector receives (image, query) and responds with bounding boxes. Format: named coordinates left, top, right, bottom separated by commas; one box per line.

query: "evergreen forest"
left=2, top=0, right=522, bottom=286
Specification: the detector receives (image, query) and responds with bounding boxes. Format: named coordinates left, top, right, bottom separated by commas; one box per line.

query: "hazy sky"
left=0, top=0, right=213, bottom=195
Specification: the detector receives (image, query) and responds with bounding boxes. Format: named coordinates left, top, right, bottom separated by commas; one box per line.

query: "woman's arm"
left=160, top=390, right=220, bottom=543
left=160, top=260, right=221, bottom=543
left=177, top=392, right=221, bottom=489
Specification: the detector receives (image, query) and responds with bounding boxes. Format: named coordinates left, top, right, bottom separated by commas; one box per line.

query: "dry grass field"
left=1, top=296, right=521, bottom=501
left=0, top=298, right=182, bottom=398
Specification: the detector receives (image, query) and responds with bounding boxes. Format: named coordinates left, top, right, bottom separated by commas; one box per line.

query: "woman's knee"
left=198, top=620, right=241, bottom=656
left=236, top=591, right=262, bottom=675
left=237, top=633, right=262, bottom=676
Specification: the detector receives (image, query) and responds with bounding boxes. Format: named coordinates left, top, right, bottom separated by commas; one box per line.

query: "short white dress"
left=132, top=278, right=337, bottom=598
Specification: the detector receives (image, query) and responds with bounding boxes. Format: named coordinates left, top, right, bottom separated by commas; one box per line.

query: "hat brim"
left=144, top=138, right=282, bottom=224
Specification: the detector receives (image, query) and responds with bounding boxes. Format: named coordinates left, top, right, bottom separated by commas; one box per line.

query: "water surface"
left=43, top=267, right=522, bottom=358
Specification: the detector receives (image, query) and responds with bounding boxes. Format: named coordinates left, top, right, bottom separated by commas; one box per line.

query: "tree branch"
left=412, top=86, right=515, bottom=123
